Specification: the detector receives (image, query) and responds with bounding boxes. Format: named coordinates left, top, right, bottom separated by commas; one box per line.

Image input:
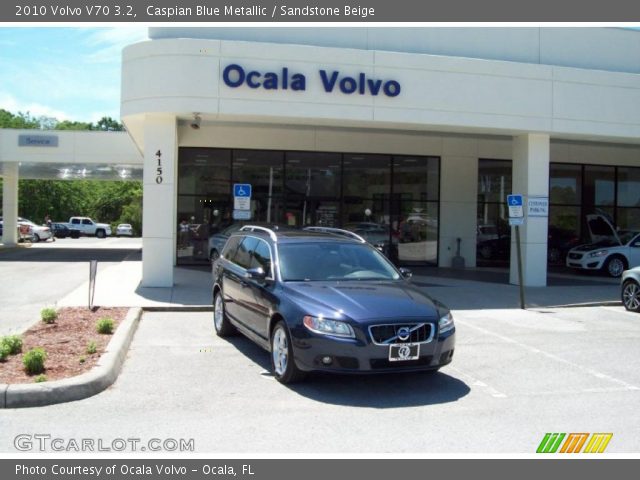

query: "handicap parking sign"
left=234, top=184, right=252, bottom=198
left=507, top=194, right=524, bottom=218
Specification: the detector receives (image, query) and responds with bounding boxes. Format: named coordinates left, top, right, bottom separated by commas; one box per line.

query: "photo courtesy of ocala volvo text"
left=211, top=226, right=455, bottom=384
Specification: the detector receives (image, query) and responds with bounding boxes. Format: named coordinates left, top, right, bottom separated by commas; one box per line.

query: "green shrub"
left=79, top=356, right=86, bottom=364
left=1, top=335, right=23, bottom=355
left=86, top=341, right=97, bottom=355
left=0, top=343, right=10, bottom=362
left=96, top=317, right=114, bottom=334
left=23, top=348, right=47, bottom=375
left=34, top=374, right=47, bottom=383
left=41, top=308, right=57, bottom=324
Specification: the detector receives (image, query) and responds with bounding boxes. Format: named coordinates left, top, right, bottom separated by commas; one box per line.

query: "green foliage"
left=0, top=109, right=40, bottom=129
left=34, top=374, right=47, bottom=383
left=86, top=341, right=97, bottom=355
left=23, top=348, right=47, bottom=375
left=96, top=317, right=114, bottom=335
left=79, top=356, right=86, bottom=364
left=41, top=308, right=57, bottom=324
left=0, top=343, right=11, bottom=362
left=1, top=335, right=23, bottom=355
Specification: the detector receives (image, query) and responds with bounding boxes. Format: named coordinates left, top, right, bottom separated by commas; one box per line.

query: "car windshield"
left=278, top=242, right=400, bottom=282
left=620, top=231, right=640, bottom=245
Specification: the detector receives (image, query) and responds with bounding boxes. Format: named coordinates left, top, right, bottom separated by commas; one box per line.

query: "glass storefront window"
left=477, top=159, right=512, bottom=265
left=584, top=165, right=615, bottom=207
left=177, top=148, right=440, bottom=266
left=617, top=167, right=640, bottom=208
left=550, top=164, right=581, bottom=205
left=616, top=208, right=640, bottom=231
left=477, top=159, right=512, bottom=204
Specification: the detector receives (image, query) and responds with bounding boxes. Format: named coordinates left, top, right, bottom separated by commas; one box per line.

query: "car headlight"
left=303, top=315, right=355, bottom=338
left=438, top=312, right=455, bottom=334
left=589, top=250, right=608, bottom=258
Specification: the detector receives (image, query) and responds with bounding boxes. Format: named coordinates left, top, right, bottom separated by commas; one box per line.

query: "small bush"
left=96, top=317, right=114, bottom=334
left=86, top=341, right=97, bottom=355
left=1, top=335, right=23, bottom=355
left=0, top=343, right=10, bottom=362
left=79, top=356, right=86, bottom=364
left=34, top=374, right=47, bottom=383
left=23, top=348, right=47, bottom=375
left=41, top=308, right=57, bottom=324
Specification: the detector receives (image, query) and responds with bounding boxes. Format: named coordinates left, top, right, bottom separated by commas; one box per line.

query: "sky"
left=0, top=27, right=148, bottom=123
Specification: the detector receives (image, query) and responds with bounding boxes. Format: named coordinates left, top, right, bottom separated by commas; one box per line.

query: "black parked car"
left=212, top=226, right=455, bottom=384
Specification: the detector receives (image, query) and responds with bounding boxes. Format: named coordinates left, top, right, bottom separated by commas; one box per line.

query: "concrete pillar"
left=141, top=115, right=177, bottom=287
left=510, top=134, right=550, bottom=287
left=1, top=162, right=19, bottom=246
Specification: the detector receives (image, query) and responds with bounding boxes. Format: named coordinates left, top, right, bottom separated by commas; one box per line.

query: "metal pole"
left=515, top=225, right=525, bottom=309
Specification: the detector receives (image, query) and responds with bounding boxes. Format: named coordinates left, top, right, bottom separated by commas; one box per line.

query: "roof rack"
left=239, top=225, right=278, bottom=242
left=302, top=226, right=366, bottom=243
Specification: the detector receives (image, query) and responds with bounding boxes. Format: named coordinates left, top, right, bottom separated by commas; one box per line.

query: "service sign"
left=18, top=135, right=58, bottom=147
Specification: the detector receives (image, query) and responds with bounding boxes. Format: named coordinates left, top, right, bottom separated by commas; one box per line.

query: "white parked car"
left=566, top=214, right=640, bottom=278
left=621, top=266, right=640, bottom=312
left=68, top=217, right=111, bottom=238
left=116, top=223, right=133, bottom=237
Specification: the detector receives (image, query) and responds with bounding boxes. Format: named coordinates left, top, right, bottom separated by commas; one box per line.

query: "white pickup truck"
left=68, top=217, right=112, bottom=238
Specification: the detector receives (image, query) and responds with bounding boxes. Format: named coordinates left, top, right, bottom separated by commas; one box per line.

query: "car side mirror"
left=399, top=267, right=412, bottom=279
left=245, top=267, right=267, bottom=281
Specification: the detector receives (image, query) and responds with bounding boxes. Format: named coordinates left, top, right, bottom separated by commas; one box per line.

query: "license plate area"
left=388, top=343, right=420, bottom=361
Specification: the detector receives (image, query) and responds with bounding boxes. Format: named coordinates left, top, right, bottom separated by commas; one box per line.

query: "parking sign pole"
left=515, top=225, right=525, bottom=309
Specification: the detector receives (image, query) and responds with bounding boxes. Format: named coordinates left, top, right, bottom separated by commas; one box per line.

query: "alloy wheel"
left=622, top=282, right=640, bottom=312
left=214, top=294, right=224, bottom=331
left=607, top=258, right=625, bottom=278
left=272, top=327, right=289, bottom=376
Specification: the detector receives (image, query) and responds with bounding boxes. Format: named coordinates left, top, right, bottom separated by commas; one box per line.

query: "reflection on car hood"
left=282, top=281, right=442, bottom=322
left=573, top=241, right=621, bottom=252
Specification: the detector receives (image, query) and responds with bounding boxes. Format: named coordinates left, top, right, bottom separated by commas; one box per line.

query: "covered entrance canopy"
left=0, top=129, right=142, bottom=245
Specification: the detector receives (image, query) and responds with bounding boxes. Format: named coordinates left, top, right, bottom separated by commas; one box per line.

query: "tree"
left=94, top=116, right=123, bottom=131
left=0, top=109, right=39, bottom=129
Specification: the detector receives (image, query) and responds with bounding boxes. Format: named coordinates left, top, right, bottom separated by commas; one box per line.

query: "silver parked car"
left=621, top=267, right=640, bottom=312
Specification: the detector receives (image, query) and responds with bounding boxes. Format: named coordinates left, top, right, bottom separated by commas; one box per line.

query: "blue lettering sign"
left=223, top=64, right=400, bottom=97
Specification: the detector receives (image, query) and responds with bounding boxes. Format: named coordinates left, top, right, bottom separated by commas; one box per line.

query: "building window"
left=176, top=148, right=440, bottom=266
left=477, top=159, right=512, bottom=264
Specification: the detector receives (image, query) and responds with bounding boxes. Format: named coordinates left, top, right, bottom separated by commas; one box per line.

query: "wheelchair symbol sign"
left=233, top=184, right=252, bottom=198
left=507, top=194, right=524, bottom=218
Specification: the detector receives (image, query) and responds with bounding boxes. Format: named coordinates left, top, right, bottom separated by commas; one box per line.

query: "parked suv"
left=211, top=226, right=455, bottom=384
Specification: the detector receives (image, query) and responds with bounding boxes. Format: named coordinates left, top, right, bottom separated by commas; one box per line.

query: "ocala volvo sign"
left=223, top=64, right=401, bottom=97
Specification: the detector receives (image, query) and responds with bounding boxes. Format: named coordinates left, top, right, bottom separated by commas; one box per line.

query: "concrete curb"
left=0, top=307, right=142, bottom=409
left=542, top=301, right=622, bottom=309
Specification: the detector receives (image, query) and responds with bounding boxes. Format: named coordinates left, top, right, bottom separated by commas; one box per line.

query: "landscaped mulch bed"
left=0, top=307, right=127, bottom=384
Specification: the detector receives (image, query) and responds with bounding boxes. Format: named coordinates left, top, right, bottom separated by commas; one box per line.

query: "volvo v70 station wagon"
left=211, top=226, right=455, bottom=384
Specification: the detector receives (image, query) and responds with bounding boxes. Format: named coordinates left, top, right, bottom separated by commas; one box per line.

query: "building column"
left=510, top=134, right=550, bottom=287
left=141, top=115, right=177, bottom=287
left=1, top=162, right=19, bottom=246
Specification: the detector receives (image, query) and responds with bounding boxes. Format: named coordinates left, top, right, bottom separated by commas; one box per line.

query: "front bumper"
left=290, top=324, right=456, bottom=374
left=566, top=254, right=606, bottom=270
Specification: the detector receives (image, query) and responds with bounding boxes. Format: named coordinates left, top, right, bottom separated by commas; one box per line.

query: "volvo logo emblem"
left=397, top=327, right=411, bottom=341
left=398, top=345, right=411, bottom=359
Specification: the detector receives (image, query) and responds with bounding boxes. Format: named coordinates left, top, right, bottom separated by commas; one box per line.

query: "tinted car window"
left=279, top=242, right=400, bottom=281
left=221, top=236, right=242, bottom=259
left=251, top=239, right=272, bottom=277
left=232, top=237, right=259, bottom=269
left=82, top=219, right=92, bottom=225
left=71, top=219, right=80, bottom=224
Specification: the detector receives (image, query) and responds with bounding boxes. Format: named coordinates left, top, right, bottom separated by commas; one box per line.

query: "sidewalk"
left=56, top=260, right=622, bottom=311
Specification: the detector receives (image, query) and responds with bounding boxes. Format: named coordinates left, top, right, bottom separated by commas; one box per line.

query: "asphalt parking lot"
left=1, top=306, right=639, bottom=453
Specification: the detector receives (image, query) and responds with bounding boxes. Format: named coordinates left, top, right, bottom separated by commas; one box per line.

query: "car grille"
left=368, top=323, right=434, bottom=345
left=568, top=252, right=583, bottom=260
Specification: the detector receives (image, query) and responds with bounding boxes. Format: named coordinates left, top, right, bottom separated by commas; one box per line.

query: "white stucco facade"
left=118, top=28, right=640, bottom=288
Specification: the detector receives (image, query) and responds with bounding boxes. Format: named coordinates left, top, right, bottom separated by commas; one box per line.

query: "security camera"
left=190, top=113, right=201, bottom=130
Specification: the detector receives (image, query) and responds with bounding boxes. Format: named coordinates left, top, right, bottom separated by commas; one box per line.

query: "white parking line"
left=456, top=318, right=640, bottom=392
left=447, top=366, right=508, bottom=399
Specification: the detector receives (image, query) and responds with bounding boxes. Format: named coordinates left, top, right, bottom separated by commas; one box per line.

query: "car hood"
left=281, top=281, right=444, bottom=322
left=572, top=241, right=622, bottom=252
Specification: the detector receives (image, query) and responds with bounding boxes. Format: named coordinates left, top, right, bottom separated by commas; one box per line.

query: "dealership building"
left=2, top=27, right=640, bottom=288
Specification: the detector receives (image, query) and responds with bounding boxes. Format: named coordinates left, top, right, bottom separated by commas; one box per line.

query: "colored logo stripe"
left=560, top=433, right=590, bottom=453
left=537, top=433, right=566, bottom=453
left=584, top=433, right=613, bottom=453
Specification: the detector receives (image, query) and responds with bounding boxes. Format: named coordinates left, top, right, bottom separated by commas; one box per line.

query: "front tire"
left=622, top=280, right=640, bottom=312
left=270, top=321, right=305, bottom=384
left=604, top=255, right=626, bottom=278
left=96, top=229, right=106, bottom=239
left=213, top=291, right=236, bottom=337
left=32, top=234, right=40, bottom=243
